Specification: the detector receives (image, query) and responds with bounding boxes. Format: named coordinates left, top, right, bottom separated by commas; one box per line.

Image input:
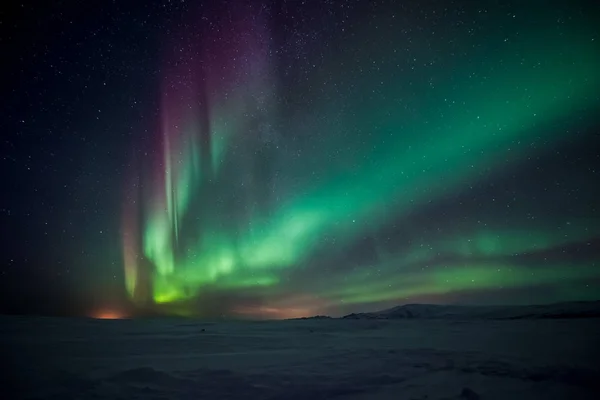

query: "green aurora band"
left=123, top=3, right=600, bottom=317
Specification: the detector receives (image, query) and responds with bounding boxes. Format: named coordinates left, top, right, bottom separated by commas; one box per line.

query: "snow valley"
left=3, top=301, right=600, bottom=399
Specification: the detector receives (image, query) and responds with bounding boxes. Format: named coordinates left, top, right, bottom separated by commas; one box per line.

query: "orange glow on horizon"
left=234, top=305, right=313, bottom=319
left=92, top=310, right=126, bottom=320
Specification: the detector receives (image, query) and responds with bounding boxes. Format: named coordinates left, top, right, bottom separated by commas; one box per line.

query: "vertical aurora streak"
left=122, top=2, right=600, bottom=317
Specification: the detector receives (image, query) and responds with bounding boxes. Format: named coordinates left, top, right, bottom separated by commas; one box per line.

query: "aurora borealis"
left=2, top=1, right=599, bottom=318
left=116, top=1, right=600, bottom=318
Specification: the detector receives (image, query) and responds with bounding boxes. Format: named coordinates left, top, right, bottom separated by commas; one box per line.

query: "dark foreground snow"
left=2, top=314, right=600, bottom=399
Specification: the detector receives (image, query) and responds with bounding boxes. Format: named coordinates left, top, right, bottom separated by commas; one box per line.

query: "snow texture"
left=2, top=303, right=600, bottom=399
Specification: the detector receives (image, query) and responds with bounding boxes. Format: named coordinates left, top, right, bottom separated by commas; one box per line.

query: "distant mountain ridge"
left=341, top=301, right=600, bottom=320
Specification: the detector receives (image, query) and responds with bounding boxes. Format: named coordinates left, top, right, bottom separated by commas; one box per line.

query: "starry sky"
left=1, top=0, right=599, bottom=319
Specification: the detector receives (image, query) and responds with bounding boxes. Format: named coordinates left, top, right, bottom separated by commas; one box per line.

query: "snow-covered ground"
left=2, top=310, right=600, bottom=399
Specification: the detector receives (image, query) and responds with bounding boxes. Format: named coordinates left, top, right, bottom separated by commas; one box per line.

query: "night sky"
left=1, top=0, right=599, bottom=319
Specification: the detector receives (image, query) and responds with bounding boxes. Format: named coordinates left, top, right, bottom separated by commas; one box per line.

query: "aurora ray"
left=123, top=1, right=600, bottom=318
